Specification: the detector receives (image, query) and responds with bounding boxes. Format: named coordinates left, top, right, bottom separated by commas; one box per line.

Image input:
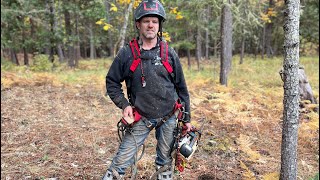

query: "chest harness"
left=121, top=38, right=184, bottom=127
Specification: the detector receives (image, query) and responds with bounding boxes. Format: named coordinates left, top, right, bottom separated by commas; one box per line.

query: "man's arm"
left=170, top=48, right=191, bottom=123
left=106, top=47, right=130, bottom=110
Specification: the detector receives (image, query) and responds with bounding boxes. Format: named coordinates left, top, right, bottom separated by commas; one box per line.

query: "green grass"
left=184, top=55, right=318, bottom=91
left=1, top=55, right=319, bottom=96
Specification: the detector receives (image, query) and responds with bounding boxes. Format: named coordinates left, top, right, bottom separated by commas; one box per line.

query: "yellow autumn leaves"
left=96, top=1, right=183, bottom=32
left=118, top=0, right=141, bottom=8
left=260, top=8, right=277, bottom=23
left=170, top=7, right=184, bottom=20
left=110, top=3, right=118, bottom=12
left=162, top=32, right=171, bottom=42
left=95, top=19, right=113, bottom=31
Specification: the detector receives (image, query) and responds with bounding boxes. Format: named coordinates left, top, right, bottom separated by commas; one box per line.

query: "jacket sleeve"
left=106, top=47, right=130, bottom=110
left=170, top=47, right=191, bottom=123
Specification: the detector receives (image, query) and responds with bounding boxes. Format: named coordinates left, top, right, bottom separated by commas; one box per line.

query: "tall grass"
left=182, top=55, right=319, bottom=98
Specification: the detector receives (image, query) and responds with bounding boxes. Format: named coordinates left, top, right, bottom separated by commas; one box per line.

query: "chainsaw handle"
left=181, top=125, right=189, bottom=135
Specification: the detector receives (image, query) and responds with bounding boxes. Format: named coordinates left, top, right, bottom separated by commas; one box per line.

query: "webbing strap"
left=160, top=41, right=173, bottom=74
left=129, top=39, right=141, bottom=72
left=129, top=39, right=172, bottom=74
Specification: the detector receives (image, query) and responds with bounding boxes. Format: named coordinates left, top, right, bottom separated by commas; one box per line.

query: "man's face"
left=136, top=16, right=159, bottom=40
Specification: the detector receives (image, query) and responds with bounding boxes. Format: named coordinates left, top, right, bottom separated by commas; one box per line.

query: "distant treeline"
left=1, top=0, right=319, bottom=67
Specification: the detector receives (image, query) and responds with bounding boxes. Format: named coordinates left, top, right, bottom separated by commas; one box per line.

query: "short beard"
left=141, top=33, right=157, bottom=40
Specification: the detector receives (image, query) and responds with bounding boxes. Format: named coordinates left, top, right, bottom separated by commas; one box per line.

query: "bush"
left=30, top=54, right=58, bottom=72
left=1, top=57, right=16, bottom=71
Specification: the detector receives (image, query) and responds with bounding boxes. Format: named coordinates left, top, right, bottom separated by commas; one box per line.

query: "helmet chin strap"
left=159, top=21, right=163, bottom=39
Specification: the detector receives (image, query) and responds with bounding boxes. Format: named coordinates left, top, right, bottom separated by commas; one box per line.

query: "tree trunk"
left=265, top=22, right=274, bottom=58
left=89, top=22, right=96, bottom=59
left=254, top=39, right=258, bottom=59
left=105, top=0, right=114, bottom=57
left=54, top=0, right=64, bottom=62
left=240, top=36, right=245, bottom=64
left=10, top=48, right=19, bottom=65
left=22, top=24, right=29, bottom=66
left=265, top=0, right=274, bottom=59
left=23, top=47, right=29, bottom=66
left=118, top=2, right=133, bottom=50
left=187, top=29, right=192, bottom=70
left=57, top=44, right=64, bottom=62
left=196, top=24, right=201, bottom=70
left=64, top=9, right=75, bottom=67
left=187, top=49, right=191, bottom=70
left=75, top=13, right=80, bottom=67
left=213, top=38, right=218, bottom=58
left=205, top=7, right=210, bottom=60
left=205, top=27, right=209, bottom=60
left=30, top=18, right=36, bottom=56
left=47, top=0, right=55, bottom=62
left=261, top=26, right=265, bottom=59
left=220, top=4, right=233, bottom=86
left=83, top=44, right=88, bottom=59
left=280, top=0, right=300, bottom=179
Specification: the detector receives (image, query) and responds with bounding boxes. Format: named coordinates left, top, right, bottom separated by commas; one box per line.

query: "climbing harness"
left=128, top=38, right=173, bottom=89
left=113, top=38, right=190, bottom=179
left=126, top=37, right=180, bottom=125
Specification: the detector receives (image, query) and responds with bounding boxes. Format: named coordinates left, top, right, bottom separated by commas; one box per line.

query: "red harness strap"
left=129, top=39, right=141, bottom=72
left=129, top=38, right=172, bottom=74
left=128, top=38, right=182, bottom=124
left=160, top=41, right=173, bottom=74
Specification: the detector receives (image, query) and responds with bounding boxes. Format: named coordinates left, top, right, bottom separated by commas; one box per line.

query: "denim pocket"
left=130, top=119, right=151, bottom=136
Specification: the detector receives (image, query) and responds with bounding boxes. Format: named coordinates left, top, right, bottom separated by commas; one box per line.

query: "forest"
left=1, top=0, right=319, bottom=179
left=1, top=0, right=319, bottom=64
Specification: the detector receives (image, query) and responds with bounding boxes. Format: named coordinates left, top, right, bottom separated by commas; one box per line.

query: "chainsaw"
left=172, top=119, right=205, bottom=172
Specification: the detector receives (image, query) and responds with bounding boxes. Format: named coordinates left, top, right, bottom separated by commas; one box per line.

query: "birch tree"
left=116, top=2, right=133, bottom=54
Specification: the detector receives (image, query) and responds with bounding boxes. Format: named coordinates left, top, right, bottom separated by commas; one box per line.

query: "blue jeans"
left=107, top=114, right=177, bottom=175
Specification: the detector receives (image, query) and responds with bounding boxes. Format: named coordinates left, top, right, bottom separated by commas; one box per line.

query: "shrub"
left=30, top=54, right=58, bottom=72
left=1, top=57, right=16, bottom=71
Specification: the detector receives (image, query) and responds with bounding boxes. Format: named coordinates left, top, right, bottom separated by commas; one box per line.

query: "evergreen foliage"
left=1, top=0, right=318, bottom=65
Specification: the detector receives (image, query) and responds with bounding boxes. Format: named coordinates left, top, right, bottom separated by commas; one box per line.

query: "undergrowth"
left=1, top=55, right=319, bottom=179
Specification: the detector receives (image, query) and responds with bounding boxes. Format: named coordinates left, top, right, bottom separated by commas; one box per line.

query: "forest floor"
left=1, top=58, right=319, bottom=180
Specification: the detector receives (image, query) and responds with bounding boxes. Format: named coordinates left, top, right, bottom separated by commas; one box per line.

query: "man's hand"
left=183, top=122, right=192, bottom=132
left=122, top=106, right=134, bottom=124
left=123, top=106, right=134, bottom=122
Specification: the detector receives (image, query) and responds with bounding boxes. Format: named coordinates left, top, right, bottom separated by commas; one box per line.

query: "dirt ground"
left=1, top=81, right=319, bottom=179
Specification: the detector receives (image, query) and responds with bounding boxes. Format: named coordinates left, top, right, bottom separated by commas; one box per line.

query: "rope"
left=117, top=120, right=146, bottom=180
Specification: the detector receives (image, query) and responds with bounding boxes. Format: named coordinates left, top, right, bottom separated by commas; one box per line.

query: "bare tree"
left=280, top=0, right=300, bottom=179
left=46, top=0, right=55, bottom=63
left=105, top=0, right=114, bottom=57
left=219, top=3, right=233, bottom=86
left=88, top=22, right=96, bottom=59
left=115, top=2, right=133, bottom=56
left=54, top=0, right=64, bottom=62
left=265, top=0, right=274, bottom=58
left=196, top=23, right=201, bottom=70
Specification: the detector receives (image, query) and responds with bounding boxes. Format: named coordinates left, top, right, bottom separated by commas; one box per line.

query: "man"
left=103, top=0, right=191, bottom=179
